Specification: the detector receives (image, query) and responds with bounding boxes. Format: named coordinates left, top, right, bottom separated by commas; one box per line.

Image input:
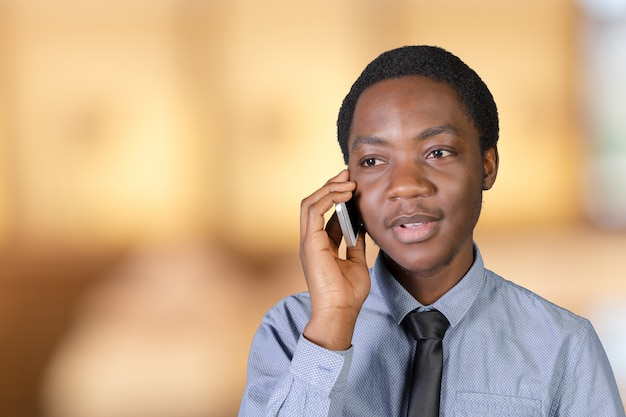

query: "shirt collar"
left=371, top=244, right=486, bottom=328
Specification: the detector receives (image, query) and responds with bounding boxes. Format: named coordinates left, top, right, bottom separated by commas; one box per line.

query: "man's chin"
left=380, top=248, right=443, bottom=276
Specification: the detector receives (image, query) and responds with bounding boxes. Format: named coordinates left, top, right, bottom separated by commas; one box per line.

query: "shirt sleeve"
left=554, top=319, right=625, bottom=417
left=238, top=302, right=353, bottom=417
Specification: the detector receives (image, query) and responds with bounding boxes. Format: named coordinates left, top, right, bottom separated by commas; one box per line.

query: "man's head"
left=337, top=45, right=498, bottom=164
left=341, top=46, right=500, bottom=291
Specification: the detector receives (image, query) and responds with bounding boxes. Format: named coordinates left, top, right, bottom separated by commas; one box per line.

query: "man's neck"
left=382, top=247, right=474, bottom=305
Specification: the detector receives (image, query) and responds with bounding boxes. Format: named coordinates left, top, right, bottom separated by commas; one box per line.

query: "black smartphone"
left=335, top=200, right=362, bottom=247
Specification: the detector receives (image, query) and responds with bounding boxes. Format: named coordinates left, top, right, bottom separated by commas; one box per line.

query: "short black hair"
left=337, top=45, right=499, bottom=164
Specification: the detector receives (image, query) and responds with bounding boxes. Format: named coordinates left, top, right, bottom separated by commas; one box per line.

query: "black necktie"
left=403, top=309, right=450, bottom=417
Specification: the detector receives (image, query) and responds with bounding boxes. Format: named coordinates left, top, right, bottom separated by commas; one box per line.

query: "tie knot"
left=403, top=310, right=449, bottom=341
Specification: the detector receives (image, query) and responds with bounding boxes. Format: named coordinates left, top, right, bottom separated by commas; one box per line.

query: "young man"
left=238, top=46, right=624, bottom=416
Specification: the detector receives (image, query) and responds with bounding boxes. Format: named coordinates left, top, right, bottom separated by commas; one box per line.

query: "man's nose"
left=384, top=162, right=435, bottom=200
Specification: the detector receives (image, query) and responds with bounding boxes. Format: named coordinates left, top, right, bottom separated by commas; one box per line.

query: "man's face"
left=347, top=76, right=497, bottom=278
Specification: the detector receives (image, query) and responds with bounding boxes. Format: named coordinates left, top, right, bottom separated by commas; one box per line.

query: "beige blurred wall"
left=1, top=0, right=582, bottom=254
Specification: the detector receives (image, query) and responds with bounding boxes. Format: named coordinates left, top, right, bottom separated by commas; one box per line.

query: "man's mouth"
left=392, top=221, right=437, bottom=243
left=389, top=213, right=439, bottom=228
left=389, top=214, right=440, bottom=243
left=399, top=222, right=424, bottom=228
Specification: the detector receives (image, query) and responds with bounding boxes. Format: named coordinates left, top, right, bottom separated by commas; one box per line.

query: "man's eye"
left=362, top=158, right=380, bottom=167
left=427, top=149, right=453, bottom=159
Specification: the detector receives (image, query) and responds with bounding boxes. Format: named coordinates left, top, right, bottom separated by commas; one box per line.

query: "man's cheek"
left=356, top=193, right=377, bottom=231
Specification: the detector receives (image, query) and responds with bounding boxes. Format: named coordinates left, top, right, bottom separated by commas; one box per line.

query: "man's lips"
left=388, top=213, right=440, bottom=243
left=389, top=213, right=439, bottom=228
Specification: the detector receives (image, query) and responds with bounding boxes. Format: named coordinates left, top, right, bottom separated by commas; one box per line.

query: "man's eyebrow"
left=350, top=135, right=389, bottom=154
left=418, top=124, right=460, bottom=140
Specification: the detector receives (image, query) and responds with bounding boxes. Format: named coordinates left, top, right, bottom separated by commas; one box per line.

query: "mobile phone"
left=335, top=200, right=362, bottom=247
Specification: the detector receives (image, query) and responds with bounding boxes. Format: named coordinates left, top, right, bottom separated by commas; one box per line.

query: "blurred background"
left=1, top=0, right=625, bottom=416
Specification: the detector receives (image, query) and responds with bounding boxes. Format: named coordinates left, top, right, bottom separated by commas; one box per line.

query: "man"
left=238, top=46, right=624, bottom=416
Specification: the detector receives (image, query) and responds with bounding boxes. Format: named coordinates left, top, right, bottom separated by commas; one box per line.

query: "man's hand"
left=299, top=170, right=370, bottom=351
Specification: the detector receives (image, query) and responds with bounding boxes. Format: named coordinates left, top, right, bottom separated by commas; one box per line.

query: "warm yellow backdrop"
left=1, top=0, right=584, bottom=253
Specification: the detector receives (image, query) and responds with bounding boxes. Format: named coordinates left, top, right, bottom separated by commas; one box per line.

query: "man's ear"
left=482, top=146, right=499, bottom=190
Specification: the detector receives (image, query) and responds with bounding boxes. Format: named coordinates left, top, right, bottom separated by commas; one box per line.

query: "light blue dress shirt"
left=239, top=246, right=625, bottom=416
